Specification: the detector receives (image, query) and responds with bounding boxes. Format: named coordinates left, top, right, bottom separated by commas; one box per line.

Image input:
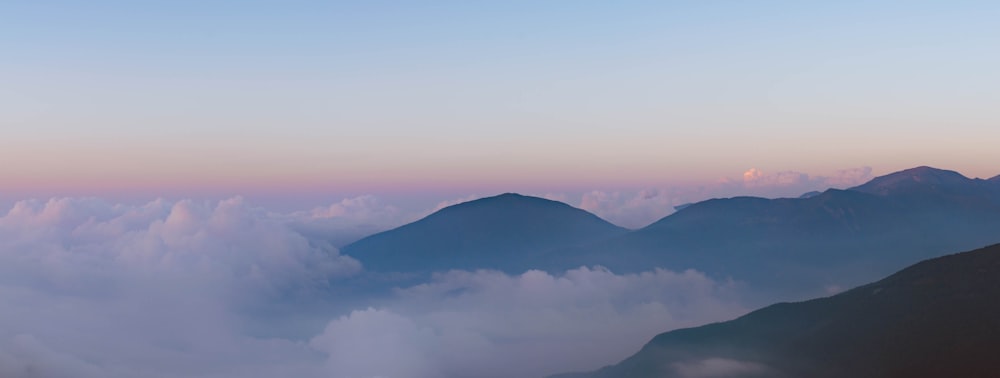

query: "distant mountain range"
left=343, top=166, right=1000, bottom=296
left=566, top=166, right=1000, bottom=296
left=553, top=243, right=1000, bottom=378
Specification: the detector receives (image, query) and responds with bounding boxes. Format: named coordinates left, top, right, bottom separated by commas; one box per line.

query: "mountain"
left=341, top=193, right=627, bottom=273
left=344, top=167, right=1000, bottom=297
left=558, top=166, right=1000, bottom=297
left=555, top=243, right=1000, bottom=378
left=851, top=166, right=1000, bottom=206
left=852, top=166, right=973, bottom=194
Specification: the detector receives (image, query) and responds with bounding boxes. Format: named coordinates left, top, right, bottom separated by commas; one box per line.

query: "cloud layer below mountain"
left=313, top=267, right=745, bottom=377
left=0, top=197, right=746, bottom=378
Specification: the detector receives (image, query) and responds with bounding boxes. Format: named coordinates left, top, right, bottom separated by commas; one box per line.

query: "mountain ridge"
left=344, top=166, right=1000, bottom=298
left=849, top=166, right=1000, bottom=207
left=555, top=166, right=1000, bottom=297
left=554, top=242, right=1000, bottom=378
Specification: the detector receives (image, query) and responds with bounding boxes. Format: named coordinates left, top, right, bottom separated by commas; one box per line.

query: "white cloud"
left=311, top=308, right=441, bottom=378
left=742, top=168, right=765, bottom=183
left=579, top=189, right=688, bottom=229
left=0, top=197, right=356, bottom=378
left=286, top=195, right=406, bottom=247
left=0, top=197, right=360, bottom=298
left=578, top=167, right=875, bottom=228
left=0, top=197, right=748, bottom=378
left=827, top=166, right=874, bottom=186
left=727, top=166, right=873, bottom=195
left=673, top=358, right=772, bottom=378
left=311, top=267, right=747, bottom=378
left=301, top=195, right=400, bottom=222
left=740, top=168, right=809, bottom=188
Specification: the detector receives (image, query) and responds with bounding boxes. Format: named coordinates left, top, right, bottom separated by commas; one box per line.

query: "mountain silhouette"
left=850, top=166, right=1000, bottom=206
left=555, top=243, right=1000, bottom=378
left=558, top=166, right=1000, bottom=297
left=343, top=167, right=1000, bottom=298
left=852, top=166, right=972, bottom=194
left=341, top=193, right=627, bottom=273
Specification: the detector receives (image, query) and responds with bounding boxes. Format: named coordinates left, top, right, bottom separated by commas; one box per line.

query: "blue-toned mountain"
left=555, top=243, right=1000, bottom=378
left=345, top=167, right=1000, bottom=299
left=560, top=166, right=1000, bottom=297
left=851, top=166, right=1000, bottom=205
left=342, top=193, right=627, bottom=273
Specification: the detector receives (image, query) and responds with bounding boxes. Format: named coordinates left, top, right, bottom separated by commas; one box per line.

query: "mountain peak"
left=435, top=193, right=568, bottom=215
left=880, top=165, right=967, bottom=181
left=492, top=192, right=526, bottom=199
left=471, top=192, right=535, bottom=203
left=905, top=165, right=947, bottom=172
left=850, top=166, right=972, bottom=196
left=342, top=193, right=626, bottom=273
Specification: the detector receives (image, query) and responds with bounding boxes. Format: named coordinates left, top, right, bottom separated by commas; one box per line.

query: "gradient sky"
left=3, top=1, right=1000, bottom=207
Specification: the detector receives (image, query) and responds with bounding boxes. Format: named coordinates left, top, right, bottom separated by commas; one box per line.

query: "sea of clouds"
left=0, top=196, right=747, bottom=378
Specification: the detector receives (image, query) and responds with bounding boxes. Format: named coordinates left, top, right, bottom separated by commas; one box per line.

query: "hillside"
left=557, top=243, right=1000, bottom=378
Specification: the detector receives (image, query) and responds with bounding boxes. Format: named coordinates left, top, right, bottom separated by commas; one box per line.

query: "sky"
left=3, top=2, right=1000, bottom=377
left=3, top=0, right=1000, bottom=213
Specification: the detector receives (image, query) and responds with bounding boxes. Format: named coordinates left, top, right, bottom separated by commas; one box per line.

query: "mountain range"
left=553, top=242, right=1000, bottom=378
left=343, top=166, right=1000, bottom=297
left=566, top=166, right=1000, bottom=296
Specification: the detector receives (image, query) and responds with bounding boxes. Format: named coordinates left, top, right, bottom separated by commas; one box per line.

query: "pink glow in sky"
left=3, top=1, right=999, bottom=210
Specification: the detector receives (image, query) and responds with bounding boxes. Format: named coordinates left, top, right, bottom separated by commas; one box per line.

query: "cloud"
left=740, top=168, right=809, bottom=188
left=0, top=197, right=748, bottom=378
left=579, top=167, right=874, bottom=228
left=287, top=195, right=406, bottom=247
left=579, top=189, right=689, bottom=229
left=311, top=267, right=747, bottom=378
left=728, top=166, right=873, bottom=195
left=742, top=168, right=765, bottom=183
left=673, top=358, right=772, bottom=378
left=310, top=308, right=441, bottom=378
left=0, top=197, right=360, bottom=298
left=0, top=284, right=324, bottom=378
left=826, top=166, right=874, bottom=186
left=0, top=197, right=357, bottom=378
left=0, top=334, right=111, bottom=378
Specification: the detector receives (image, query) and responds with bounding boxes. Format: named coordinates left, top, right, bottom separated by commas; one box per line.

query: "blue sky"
left=2, top=1, right=999, bottom=208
